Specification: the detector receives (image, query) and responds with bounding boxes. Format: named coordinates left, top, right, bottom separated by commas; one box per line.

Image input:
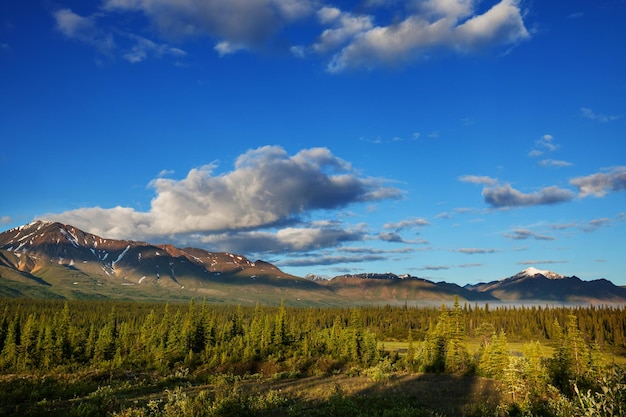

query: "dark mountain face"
left=466, top=267, right=626, bottom=303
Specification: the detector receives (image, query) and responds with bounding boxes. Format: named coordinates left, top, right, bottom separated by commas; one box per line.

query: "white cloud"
left=0, top=216, right=12, bottom=224
left=57, top=0, right=530, bottom=71
left=214, top=41, right=247, bottom=56
left=529, top=133, right=559, bottom=157
left=313, top=9, right=374, bottom=54
left=384, top=217, right=430, bottom=231
left=104, top=0, right=315, bottom=52
left=123, top=33, right=186, bottom=63
left=196, top=225, right=367, bottom=254
left=43, top=146, right=403, bottom=247
left=327, top=0, right=529, bottom=72
left=459, top=175, right=498, bottom=185
left=539, top=159, right=572, bottom=168
left=517, top=259, right=567, bottom=266
left=53, top=8, right=186, bottom=63
left=53, top=8, right=115, bottom=55
left=570, top=166, right=626, bottom=197
left=482, top=184, right=575, bottom=207
left=503, top=228, right=555, bottom=241
left=457, top=247, right=498, bottom=254
left=580, top=107, right=623, bottom=123
left=317, top=6, right=341, bottom=24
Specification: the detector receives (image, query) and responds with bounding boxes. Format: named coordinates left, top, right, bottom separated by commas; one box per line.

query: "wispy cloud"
left=417, top=262, right=483, bottom=271
left=0, top=216, right=12, bottom=224
left=53, top=8, right=115, bottom=56
left=580, top=107, right=623, bottom=123
left=457, top=248, right=498, bottom=255
left=279, top=245, right=416, bottom=267
left=122, top=33, right=186, bottom=63
left=539, top=159, right=573, bottom=168
left=458, top=175, right=498, bottom=186
left=503, top=228, right=555, bottom=241
left=420, top=265, right=450, bottom=271
left=279, top=253, right=386, bottom=267
left=567, top=12, right=584, bottom=19
left=529, top=134, right=559, bottom=158
left=53, top=8, right=186, bottom=63
left=384, top=218, right=430, bottom=231
left=517, top=260, right=567, bottom=266
left=583, top=218, right=612, bottom=232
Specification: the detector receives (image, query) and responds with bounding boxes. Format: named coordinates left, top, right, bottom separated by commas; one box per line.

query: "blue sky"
left=1, top=0, right=625, bottom=285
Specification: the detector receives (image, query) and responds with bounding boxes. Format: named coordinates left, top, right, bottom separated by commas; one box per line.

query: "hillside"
left=0, top=221, right=336, bottom=305
left=1, top=222, right=625, bottom=305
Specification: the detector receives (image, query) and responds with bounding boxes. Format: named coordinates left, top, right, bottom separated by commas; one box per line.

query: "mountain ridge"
left=1, top=221, right=625, bottom=305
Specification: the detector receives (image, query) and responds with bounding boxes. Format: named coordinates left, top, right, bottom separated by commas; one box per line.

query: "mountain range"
left=1, top=221, right=625, bottom=305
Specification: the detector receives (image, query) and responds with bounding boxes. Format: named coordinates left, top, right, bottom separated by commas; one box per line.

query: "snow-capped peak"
left=520, top=267, right=564, bottom=279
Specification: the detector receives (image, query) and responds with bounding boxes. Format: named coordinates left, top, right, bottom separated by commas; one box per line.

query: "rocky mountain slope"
left=0, top=221, right=331, bottom=304
left=1, top=222, right=625, bottom=305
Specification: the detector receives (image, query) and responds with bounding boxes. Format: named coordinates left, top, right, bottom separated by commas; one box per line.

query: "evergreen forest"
left=1, top=298, right=625, bottom=416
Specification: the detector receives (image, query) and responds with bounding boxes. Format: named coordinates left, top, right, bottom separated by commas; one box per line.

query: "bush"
left=574, top=365, right=626, bottom=417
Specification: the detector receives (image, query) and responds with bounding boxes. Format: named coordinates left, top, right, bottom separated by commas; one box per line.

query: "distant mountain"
left=323, top=272, right=497, bottom=303
left=1, top=222, right=625, bottom=305
left=466, top=267, right=626, bottom=303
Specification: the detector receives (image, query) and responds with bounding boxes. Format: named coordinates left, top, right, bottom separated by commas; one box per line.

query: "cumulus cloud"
left=503, top=228, right=555, bottom=241
left=482, top=184, right=575, bottom=208
left=570, top=167, right=626, bottom=197
left=326, top=0, right=529, bottom=72
left=57, top=0, right=530, bottom=72
left=53, top=0, right=531, bottom=71
left=43, top=146, right=402, bottom=251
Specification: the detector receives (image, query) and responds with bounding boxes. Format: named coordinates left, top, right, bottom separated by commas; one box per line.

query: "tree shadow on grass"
left=258, top=372, right=501, bottom=416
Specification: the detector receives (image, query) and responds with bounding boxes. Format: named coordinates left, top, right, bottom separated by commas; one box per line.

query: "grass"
left=0, top=370, right=502, bottom=417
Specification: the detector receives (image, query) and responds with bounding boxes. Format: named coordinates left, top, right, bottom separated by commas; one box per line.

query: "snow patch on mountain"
left=112, top=245, right=131, bottom=268
left=519, top=267, right=564, bottom=279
